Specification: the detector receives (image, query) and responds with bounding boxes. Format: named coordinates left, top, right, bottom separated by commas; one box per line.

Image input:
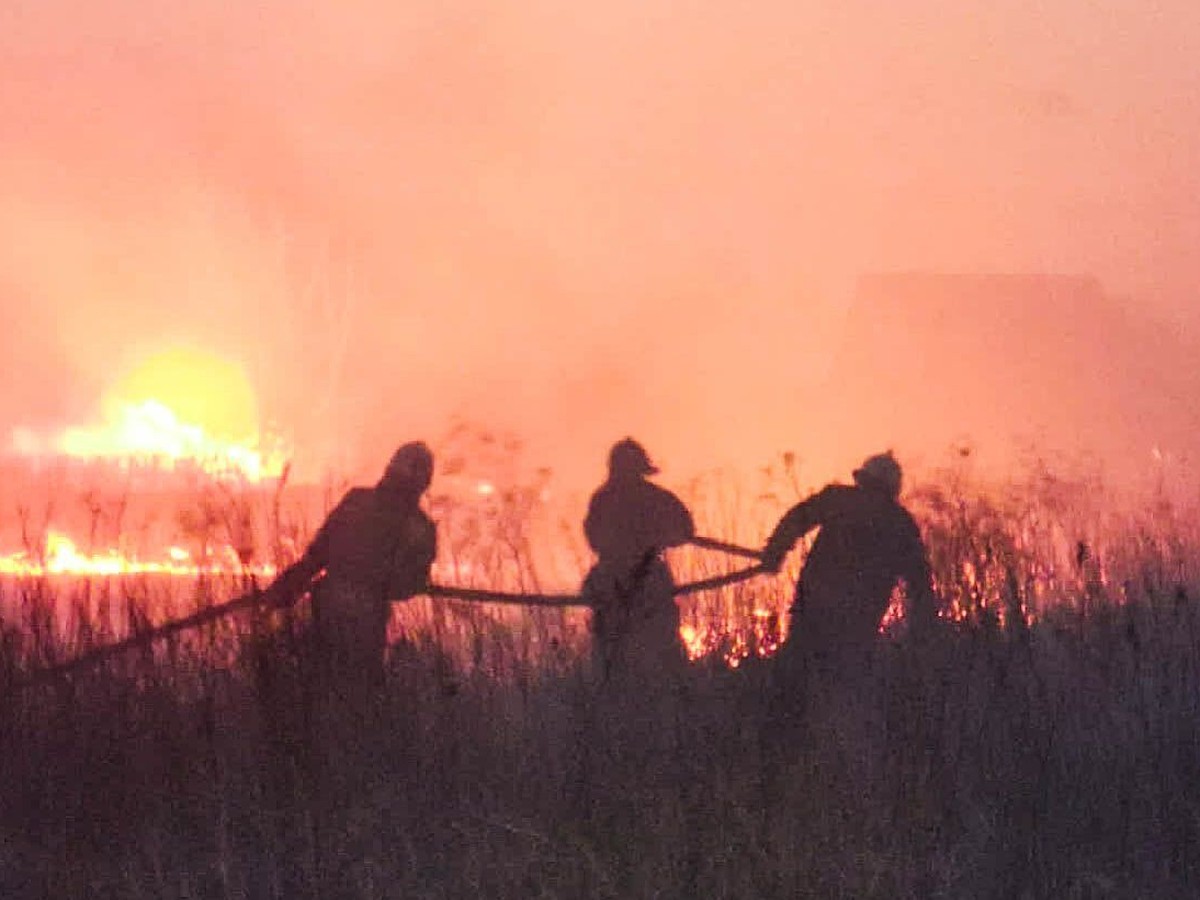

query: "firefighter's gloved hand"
left=759, top=548, right=784, bottom=574
left=261, top=581, right=298, bottom=610
left=264, top=561, right=311, bottom=609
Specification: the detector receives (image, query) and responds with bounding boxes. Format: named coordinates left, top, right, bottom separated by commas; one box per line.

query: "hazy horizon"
left=3, top=1, right=1198, bottom=493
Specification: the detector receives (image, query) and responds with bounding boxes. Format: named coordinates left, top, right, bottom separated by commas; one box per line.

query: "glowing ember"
left=878, top=588, right=906, bottom=633
left=679, top=623, right=704, bottom=658
left=680, top=607, right=788, bottom=666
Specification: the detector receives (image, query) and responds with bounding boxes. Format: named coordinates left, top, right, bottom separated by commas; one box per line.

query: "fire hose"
left=427, top=563, right=766, bottom=607
left=426, top=535, right=764, bottom=607
left=17, top=536, right=767, bottom=684
left=687, top=536, right=763, bottom=560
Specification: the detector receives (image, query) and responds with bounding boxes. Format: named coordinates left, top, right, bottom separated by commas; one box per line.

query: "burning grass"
left=2, top=458, right=1200, bottom=897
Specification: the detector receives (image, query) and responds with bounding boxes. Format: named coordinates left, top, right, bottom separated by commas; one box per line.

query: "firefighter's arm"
left=760, top=492, right=825, bottom=573
left=263, top=499, right=343, bottom=607
left=904, top=572, right=937, bottom=632
left=265, top=542, right=326, bottom=608
left=583, top=494, right=605, bottom=555
left=900, top=524, right=938, bottom=633
left=661, top=490, right=697, bottom=549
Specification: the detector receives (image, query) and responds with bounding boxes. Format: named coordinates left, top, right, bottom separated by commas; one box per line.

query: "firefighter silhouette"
left=268, top=441, right=438, bottom=688
left=761, top=450, right=936, bottom=677
left=582, top=438, right=696, bottom=680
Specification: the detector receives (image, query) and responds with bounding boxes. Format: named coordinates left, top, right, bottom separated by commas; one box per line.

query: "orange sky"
left=2, top=1, right=1198, bottom=490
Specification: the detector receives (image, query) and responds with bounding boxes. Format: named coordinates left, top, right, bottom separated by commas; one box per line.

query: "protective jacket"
left=274, top=485, right=436, bottom=680
left=763, top=483, right=933, bottom=651
left=582, top=476, right=694, bottom=676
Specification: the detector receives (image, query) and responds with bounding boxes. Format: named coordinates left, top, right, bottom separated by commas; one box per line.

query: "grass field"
left=2, top=456, right=1199, bottom=898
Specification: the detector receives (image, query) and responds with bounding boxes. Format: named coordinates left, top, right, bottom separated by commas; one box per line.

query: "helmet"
left=853, top=451, right=902, bottom=497
left=381, top=441, right=434, bottom=492
left=608, top=438, right=659, bottom=477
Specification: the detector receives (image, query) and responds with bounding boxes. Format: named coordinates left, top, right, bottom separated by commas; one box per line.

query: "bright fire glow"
left=56, top=398, right=279, bottom=481
left=0, top=530, right=277, bottom=578
left=9, top=347, right=286, bottom=482
left=2, top=347, right=288, bottom=578
left=680, top=608, right=787, bottom=666
left=113, top=347, right=261, bottom=444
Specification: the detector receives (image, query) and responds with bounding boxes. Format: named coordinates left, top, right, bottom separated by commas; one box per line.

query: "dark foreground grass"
left=2, top=591, right=1200, bottom=899
left=3, top=460, right=1200, bottom=898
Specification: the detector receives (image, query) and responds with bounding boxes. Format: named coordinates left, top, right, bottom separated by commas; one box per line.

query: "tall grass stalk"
left=1, top=458, right=1199, bottom=897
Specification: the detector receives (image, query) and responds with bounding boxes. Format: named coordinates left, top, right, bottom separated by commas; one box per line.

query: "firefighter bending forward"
left=760, top=450, right=935, bottom=680
left=268, top=441, right=438, bottom=691
left=582, top=438, right=696, bottom=681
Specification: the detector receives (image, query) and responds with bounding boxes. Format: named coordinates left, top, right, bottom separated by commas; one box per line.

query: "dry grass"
left=2, top=455, right=1200, bottom=898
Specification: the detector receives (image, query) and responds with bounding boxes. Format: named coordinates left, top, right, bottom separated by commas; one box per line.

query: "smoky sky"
left=2, top=1, right=1199, bottom=488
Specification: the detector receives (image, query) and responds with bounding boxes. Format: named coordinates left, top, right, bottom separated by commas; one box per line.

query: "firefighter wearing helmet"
left=268, top=440, right=438, bottom=687
left=760, top=450, right=935, bottom=677
left=582, top=438, right=696, bottom=681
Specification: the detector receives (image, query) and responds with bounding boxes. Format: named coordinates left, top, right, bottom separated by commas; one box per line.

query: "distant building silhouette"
left=824, top=273, right=1200, bottom=484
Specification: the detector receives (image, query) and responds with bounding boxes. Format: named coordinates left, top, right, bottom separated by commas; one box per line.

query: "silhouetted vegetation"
left=2, top=457, right=1200, bottom=898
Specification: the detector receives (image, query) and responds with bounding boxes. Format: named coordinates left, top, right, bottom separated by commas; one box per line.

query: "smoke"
left=2, top=0, right=1198, bottom=490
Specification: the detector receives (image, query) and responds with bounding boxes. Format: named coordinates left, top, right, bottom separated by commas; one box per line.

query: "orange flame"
left=53, top=398, right=282, bottom=481
left=680, top=607, right=788, bottom=666
left=2, top=348, right=290, bottom=577
left=0, top=530, right=277, bottom=578
left=10, top=347, right=287, bottom=481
